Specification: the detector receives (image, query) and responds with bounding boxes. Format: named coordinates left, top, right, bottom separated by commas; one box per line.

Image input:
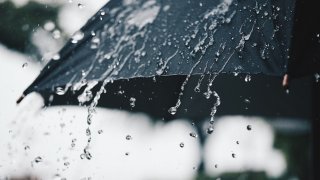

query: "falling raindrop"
left=214, top=164, right=218, bottom=168
left=244, top=98, right=250, bottom=104
left=56, top=87, right=66, bottom=95
left=64, top=162, right=70, bottom=166
left=129, top=97, right=136, bottom=108
left=86, top=128, right=91, bottom=136
left=43, top=21, right=55, bottom=31
left=24, top=146, right=30, bottom=150
left=285, top=88, right=290, bottom=94
left=179, top=142, right=184, bottom=148
left=52, top=30, right=61, bottom=39
left=168, top=106, right=177, bottom=115
left=104, top=54, right=111, bottom=60
left=245, top=75, right=251, bottom=82
left=315, top=73, right=320, bottom=82
left=236, top=141, right=240, bottom=144
left=100, top=10, right=106, bottom=16
left=90, top=37, right=100, bottom=49
left=189, top=132, right=198, bottom=138
left=34, top=156, right=42, bottom=163
left=98, top=130, right=103, bottom=134
left=80, top=154, right=86, bottom=159
left=207, top=127, right=214, bottom=134
left=247, top=125, right=252, bottom=131
left=126, top=135, right=132, bottom=140
left=78, top=3, right=85, bottom=9
left=125, top=152, right=129, bottom=156
left=232, top=153, right=236, bottom=158
left=52, top=54, right=60, bottom=60
left=71, top=31, right=84, bottom=43
left=22, top=62, right=28, bottom=68
left=71, top=139, right=76, bottom=147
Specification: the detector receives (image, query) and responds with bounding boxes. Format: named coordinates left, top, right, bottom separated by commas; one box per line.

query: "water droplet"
left=204, top=90, right=212, bottom=99
left=100, top=10, right=106, bottom=16
left=236, top=141, right=240, bottom=144
left=90, top=37, right=100, bottom=49
left=232, top=153, right=236, bottom=158
left=52, top=30, right=61, bottom=39
left=207, top=127, right=214, bottom=134
left=315, top=73, right=320, bottom=82
left=71, top=139, right=76, bottom=147
left=78, top=3, right=84, bottom=9
left=98, top=130, right=103, bottom=134
left=56, top=87, right=66, bottom=95
left=104, top=54, right=111, bottom=60
left=179, top=142, right=184, bottom=148
left=43, top=21, right=55, bottom=31
left=244, top=98, right=250, bottom=104
left=64, top=162, right=70, bottom=166
left=264, top=11, right=268, bottom=16
left=247, top=125, right=252, bottom=131
left=22, top=62, right=28, bottom=68
left=129, top=97, right=136, bottom=108
left=168, top=106, right=177, bottom=115
left=34, top=156, right=42, bottom=163
left=125, top=152, right=129, bottom=156
left=245, top=75, right=251, bottom=82
left=285, top=88, right=290, bottom=94
left=52, top=54, right=60, bottom=60
left=214, top=164, right=218, bottom=168
left=24, top=146, right=30, bottom=150
left=86, top=128, right=91, bottom=136
left=189, top=132, right=198, bottom=138
left=71, top=31, right=84, bottom=43
left=126, top=135, right=132, bottom=140
left=80, top=153, right=86, bottom=159
left=276, top=7, right=281, bottom=11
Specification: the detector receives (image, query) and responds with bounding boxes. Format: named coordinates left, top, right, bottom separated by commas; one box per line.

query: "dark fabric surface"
left=287, top=0, right=320, bottom=78
left=23, top=0, right=295, bottom=95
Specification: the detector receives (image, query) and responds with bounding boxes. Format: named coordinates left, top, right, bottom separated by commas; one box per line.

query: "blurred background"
left=0, top=0, right=315, bottom=179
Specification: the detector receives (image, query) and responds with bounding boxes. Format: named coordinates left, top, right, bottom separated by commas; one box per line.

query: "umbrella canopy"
left=21, top=0, right=295, bottom=96
left=18, top=0, right=320, bottom=121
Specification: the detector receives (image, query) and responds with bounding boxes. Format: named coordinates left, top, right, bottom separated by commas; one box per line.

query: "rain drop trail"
left=156, top=49, right=179, bottom=76
left=204, top=50, right=235, bottom=134
left=168, top=57, right=203, bottom=115
left=82, top=78, right=110, bottom=160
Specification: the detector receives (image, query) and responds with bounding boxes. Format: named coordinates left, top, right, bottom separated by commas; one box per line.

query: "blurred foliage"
left=196, top=130, right=311, bottom=180
left=273, top=132, right=312, bottom=180
left=0, top=1, right=58, bottom=52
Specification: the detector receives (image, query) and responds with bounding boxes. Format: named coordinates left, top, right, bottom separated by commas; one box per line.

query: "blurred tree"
left=0, top=1, right=58, bottom=52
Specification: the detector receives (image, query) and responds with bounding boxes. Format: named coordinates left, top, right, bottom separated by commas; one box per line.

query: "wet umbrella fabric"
left=21, top=0, right=295, bottom=97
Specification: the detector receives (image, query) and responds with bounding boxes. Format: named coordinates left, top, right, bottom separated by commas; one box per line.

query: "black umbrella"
left=19, top=0, right=296, bottom=99
left=16, top=0, right=320, bottom=134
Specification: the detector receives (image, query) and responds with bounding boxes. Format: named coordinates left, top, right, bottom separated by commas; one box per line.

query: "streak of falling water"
left=81, top=78, right=110, bottom=160
left=168, top=59, right=202, bottom=115
left=207, top=91, right=220, bottom=134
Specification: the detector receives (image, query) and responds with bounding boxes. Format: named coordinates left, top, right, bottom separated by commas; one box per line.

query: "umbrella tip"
left=16, top=94, right=26, bottom=104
